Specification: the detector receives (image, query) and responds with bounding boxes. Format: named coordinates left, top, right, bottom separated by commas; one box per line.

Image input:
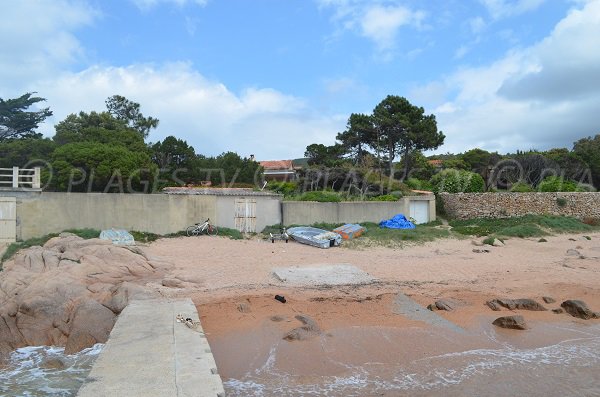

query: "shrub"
left=298, top=191, right=341, bottom=202
left=405, top=178, right=433, bottom=191
left=556, top=197, right=567, bottom=207
left=267, top=181, right=298, bottom=196
left=370, top=194, right=399, bottom=201
left=510, top=182, right=534, bottom=192
left=538, top=176, right=581, bottom=192
left=430, top=169, right=485, bottom=194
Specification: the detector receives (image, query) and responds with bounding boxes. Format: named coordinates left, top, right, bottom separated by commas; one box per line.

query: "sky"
left=1, top=0, right=599, bottom=161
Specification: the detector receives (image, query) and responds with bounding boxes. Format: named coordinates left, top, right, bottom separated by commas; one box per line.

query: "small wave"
left=223, top=337, right=600, bottom=396
left=0, top=344, right=103, bottom=397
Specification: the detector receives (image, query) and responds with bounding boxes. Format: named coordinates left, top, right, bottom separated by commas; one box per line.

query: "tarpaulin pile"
left=379, top=214, right=415, bottom=229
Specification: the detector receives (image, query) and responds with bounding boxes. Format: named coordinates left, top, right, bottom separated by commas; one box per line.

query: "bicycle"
left=186, top=218, right=219, bottom=236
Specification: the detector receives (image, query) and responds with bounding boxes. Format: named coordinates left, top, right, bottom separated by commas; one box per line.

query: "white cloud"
left=424, top=0, right=600, bottom=154
left=317, top=0, right=426, bottom=57
left=34, top=63, right=343, bottom=160
left=0, top=0, right=97, bottom=92
left=479, top=0, right=547, bottom=19
left=131, top=0, right=208, bottom=11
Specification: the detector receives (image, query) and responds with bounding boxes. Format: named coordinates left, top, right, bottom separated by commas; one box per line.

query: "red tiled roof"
left=428, top=159, right=443, bottom=166
left=259, top=160, right=293, bottom=170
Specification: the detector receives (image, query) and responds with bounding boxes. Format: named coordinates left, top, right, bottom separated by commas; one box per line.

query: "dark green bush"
left=299, top=191, right=341, bottom=202
left=405, top=178, right=433, bottom=191
left=430, top=169, right=485, bottom=194
left=538, top=176, right=582, bottom=192
left=510, top=182, right=534, bottom=192
left=267, top=181, right=298, bottom=196
left=370, top=194, right=399, bottom=201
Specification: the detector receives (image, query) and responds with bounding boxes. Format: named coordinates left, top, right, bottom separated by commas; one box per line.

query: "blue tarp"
left=379, top=214, right=416, bottom=229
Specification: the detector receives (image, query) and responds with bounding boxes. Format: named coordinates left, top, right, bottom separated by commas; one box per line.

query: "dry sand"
left=142, top=232, right=600, bottom=384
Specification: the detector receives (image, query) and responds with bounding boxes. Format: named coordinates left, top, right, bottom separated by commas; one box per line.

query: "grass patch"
left=217, top=227, right=243, bottom=240
left=345, top=222, right=451, bottom=248
left=130, top=230, right=161, bottom=243
left=449, top=215, right=595, bottom=238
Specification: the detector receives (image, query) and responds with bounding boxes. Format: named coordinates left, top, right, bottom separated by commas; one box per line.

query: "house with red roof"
left=259, top=160, right=297, bottom=181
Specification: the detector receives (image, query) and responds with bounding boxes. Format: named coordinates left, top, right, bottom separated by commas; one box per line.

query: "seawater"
left=221, top=323, right=600, bottom=397
left=0, top=344, right=102, bottom=397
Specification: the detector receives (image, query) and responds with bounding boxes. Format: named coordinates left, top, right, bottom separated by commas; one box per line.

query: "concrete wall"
left=282, top=195, right=435, bottom=226
left=440, top=192, right=600, bottom=220
left=13, top=192, right=217, bottom=240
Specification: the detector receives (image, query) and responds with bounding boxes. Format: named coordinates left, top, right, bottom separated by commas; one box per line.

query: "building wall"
left=13, top=192, right=217, bottom=240
left=439, top=192, right=600, bottom=220
left=281, top=196, right=435, bottom=226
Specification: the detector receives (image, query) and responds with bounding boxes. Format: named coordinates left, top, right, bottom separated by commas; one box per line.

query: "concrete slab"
left=272, top=264, right=375, bottom=286
left=77, top=299, right=224, bottom=397
left=392, top=293, right=465, bottom=334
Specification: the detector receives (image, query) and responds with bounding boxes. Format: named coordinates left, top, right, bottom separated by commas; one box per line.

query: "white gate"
left=234, top=198, right=257, bottom=233
left=0, top=197, right=17, bottom=243
left=409, top=200, right=429, bottom=224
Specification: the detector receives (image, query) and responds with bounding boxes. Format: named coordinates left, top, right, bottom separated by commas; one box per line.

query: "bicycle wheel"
left=186, top=225, right=200, bottom=237
left=207, top=225, right=218, bottom=235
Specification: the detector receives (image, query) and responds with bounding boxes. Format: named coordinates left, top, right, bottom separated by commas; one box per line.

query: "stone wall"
left=440, top=192, right=600, bottom=220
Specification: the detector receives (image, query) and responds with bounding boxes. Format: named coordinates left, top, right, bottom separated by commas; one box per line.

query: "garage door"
left=0, top=196, right=16, bottom=243
left=409, top=200, right=429, bottom=224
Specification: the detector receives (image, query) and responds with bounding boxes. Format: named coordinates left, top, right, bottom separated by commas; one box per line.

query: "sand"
left=142, top=232, right=600, bottom=389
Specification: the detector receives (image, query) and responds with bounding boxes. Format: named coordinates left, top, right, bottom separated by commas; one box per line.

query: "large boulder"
left=486, top=298, right=547, bottom=311
left=560, top=300, right=599, bottom=320
left=427, top=299, right=455, bottom=311
left=492, top=315, right=527, bottom=330
left=0, top=235, right=163, bottom=359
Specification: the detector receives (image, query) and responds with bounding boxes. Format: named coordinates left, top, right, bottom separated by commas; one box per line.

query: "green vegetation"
left=510, top=182, right=534, bottom=192
left=539, top=176, right=582, bottom=192
left=449, top=215, right=595, bottom=238
left=216, top=227, right=244, bottom=240
left=298, top=191, right=342, bottom=202
left=430, top=169, right=485, bottom=194
left=130, top=230, right=161, bottom=243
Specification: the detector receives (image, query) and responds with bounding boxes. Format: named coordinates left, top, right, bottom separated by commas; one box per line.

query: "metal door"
left=409, top=200, right=429, bottom=224
left=0, top=197, right=17, bottom=243
left=234, top=198, right=257, bottom=232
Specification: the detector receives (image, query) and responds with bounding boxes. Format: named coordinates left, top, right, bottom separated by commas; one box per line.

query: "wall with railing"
left=0, top=167, right=41, bottom=189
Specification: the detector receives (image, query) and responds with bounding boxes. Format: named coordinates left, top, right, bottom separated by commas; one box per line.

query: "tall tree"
left=372, top=95, right=444, bottom=177
left=336, top=113, right=375, bottom=165
left=0, top=93, right=52, bottom=141
left=573, top=134, right=600, bottom=188
left=105, top=95, right=159, bottom=138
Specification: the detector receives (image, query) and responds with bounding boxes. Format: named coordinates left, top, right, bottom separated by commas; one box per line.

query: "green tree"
left=0, top=93, right=53, bottom=140
left=336, top=113, right=375, bottom=165
left=304, top=143, right=346, bottom=167
left=50, top=142, right=156, bottom=192
left=105, top=95, right=159, bottom=139
left=372, top=95, right=444, bottom=177
left=572, top=135, right=600, bottom=188
left=0, top=137, right=56, bottom=168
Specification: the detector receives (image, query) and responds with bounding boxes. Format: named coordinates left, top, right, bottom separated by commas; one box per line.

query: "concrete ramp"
left=273, top=264, right=375, bottom=286
left=77, top=299, right=224, bottom=397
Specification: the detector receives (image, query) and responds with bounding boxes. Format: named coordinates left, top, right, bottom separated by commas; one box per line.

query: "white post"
left=12, top=166, right=19, bottom=188
left=33, top=167, right=41, bottom=189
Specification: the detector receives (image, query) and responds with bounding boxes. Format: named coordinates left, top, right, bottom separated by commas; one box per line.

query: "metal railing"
left=0, top=167, right=41, bottom=189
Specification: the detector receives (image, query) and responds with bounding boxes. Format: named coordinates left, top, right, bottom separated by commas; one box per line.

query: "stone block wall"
left=439, top=192, right=600, bottom=220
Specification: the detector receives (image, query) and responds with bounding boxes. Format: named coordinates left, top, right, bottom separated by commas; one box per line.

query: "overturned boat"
left=287, top=226, right=342, bottom=249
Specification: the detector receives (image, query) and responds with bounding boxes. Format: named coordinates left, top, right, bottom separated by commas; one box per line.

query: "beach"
left=142, top=232, right=600, bottom=396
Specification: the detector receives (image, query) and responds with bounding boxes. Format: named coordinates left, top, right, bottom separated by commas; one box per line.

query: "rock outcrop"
left=486, top=298, right=547, bottom=311
left=0, top=236, right=163, bottom=360
left=560, top=300, right=600, bottom=320
left=283, top=315, right=321, bottom=341
left=427, top=299, right=455, bottom=311
left=492, top=315, right=527, bottom=330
